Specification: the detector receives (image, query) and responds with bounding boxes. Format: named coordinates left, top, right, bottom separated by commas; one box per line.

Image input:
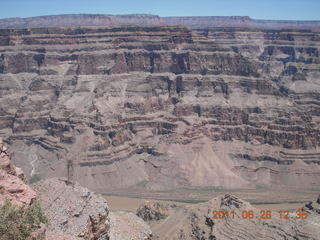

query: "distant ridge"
left=165, top=16, right=320, bottom=29
left=0, top=14, right=320, bottom=29
left=0, top=14, right=164, bottom=29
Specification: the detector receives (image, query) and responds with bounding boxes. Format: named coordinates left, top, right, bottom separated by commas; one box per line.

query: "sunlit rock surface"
left=137, top=194, right=320, bottom=240
left=0, top=25, right=320, bottom=192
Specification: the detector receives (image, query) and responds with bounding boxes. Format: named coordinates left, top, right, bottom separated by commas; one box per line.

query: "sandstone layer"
left=0, top=25, right=320, bottom=192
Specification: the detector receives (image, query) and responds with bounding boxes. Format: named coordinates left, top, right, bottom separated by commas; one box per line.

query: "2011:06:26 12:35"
left=211, top=209, right=308, bottom=220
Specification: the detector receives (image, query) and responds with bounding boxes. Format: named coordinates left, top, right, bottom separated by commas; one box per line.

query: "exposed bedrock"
left=136, top=194, right=320, bottom=240
left=0, top=26, right=320, bottom=191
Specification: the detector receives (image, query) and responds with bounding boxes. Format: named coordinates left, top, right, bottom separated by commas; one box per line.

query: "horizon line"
left=1, top=13, right=319, bottom=22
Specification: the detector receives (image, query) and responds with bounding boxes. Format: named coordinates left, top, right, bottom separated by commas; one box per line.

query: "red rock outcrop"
left=0, top=138, right=37, bottom=207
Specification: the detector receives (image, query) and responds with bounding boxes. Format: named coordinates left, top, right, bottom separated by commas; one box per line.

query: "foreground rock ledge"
left=32, top=178, right=110, bottom=240
left=109, top=211, right=152, bottom=240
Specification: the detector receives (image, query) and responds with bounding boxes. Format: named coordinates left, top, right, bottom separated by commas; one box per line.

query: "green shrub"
left=0, top=200, right=48, bottom=240
left=29, top=175, right=41, bottom=184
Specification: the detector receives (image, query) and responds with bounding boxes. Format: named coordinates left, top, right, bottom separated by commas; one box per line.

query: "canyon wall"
left=0, top=25, right=320, bottom=191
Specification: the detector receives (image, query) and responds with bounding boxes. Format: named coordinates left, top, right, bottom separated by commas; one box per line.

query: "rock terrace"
left=0, top=25, right=320, bottom=191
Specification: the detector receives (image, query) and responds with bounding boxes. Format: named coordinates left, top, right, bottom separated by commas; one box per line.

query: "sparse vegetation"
left=0, top=200, right=48, bottom=240
left=29, top=174, right=41, bottom=184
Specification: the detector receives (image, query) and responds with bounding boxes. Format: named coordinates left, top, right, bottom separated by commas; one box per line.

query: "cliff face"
left=0, top=25, right=320, bottom=191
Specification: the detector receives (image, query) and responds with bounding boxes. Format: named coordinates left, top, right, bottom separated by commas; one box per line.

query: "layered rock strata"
left=0, top=25, right=320, bottom=191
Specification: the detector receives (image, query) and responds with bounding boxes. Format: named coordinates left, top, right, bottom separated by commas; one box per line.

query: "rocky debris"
left=27, top=223, right=47, bottom=240
left=32, top=178, right=109, bottom=239
left=304, top=194, right=320, bottom=215
left=220, top=194, right=243, bottom=208
left=109, top=211, right=152, bottom=240
left=142, top=194, right=320, bottom=240
left=0, top=170, right=37, bottom=207
left=45, top=232, right=81, bottom=240
left=0, top=138, right=37, bottom=207
left=136, top=202, right=169, bottom=222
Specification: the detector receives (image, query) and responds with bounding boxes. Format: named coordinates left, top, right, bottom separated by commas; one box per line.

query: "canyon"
left=0, top=16, right=320, bottom=195
left=0, top=137, right=152, bottom=239
left=2, top=136, right=319, bottom=239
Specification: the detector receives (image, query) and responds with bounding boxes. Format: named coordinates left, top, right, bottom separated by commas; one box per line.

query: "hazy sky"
left=1, top=0, right=319, bottom=20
